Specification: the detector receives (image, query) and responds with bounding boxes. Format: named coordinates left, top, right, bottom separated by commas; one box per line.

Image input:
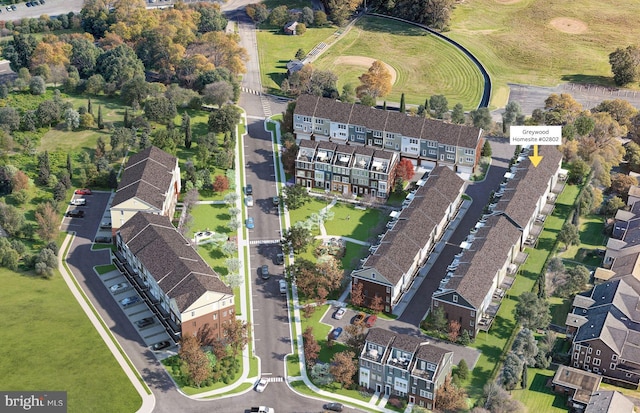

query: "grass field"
left=257, top=26, right=338, bottom=92
left=313, top=16, right=484, bottom=108
left=448, top=0, right=640, bottom=108
left=511, top=368, right=568, bottom=412
left=0, top=269, right=141, bottom=413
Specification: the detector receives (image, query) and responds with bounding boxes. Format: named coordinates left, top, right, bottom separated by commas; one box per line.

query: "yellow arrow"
left=529, top=145, right=543, bottom=168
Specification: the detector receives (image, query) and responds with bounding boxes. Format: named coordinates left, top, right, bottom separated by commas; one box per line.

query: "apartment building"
left=351, top=166, right=465, bottom=312
left=359, top=328, right=453, bottom=409
left=292, top=94, right=483, bottom=174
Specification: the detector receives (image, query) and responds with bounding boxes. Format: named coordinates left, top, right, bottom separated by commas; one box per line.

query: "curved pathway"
left=367, top=13, right=492, bottom=108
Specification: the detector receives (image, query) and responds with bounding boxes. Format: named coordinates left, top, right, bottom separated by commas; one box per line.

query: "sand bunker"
left=334, top=56, right=398, bottom=85
left=549, top=17, right=588, bottom=34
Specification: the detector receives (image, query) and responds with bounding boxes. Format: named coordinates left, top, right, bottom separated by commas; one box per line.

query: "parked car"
left=11, top=5, right=16, bottom=10
left=246, top=217, right=255, bottom=229
left=94, top=236, right=112, bottom=243
left=40, top=0, right=45, bottom=4
left=365, top=314, right=378, bottom=328
left=330, top=327, right=343, bottom=340
left=151, top=341, right=171, bottom=351
left=100, top=221, right=112, bottom=229
left=74, top=188, right=92, bottom=195
left=275, top=253, right=284, bottom=265
left=254, top=377, right=268, bottom=393
left=70, top=198, right=87, bottom=206
left=245, top=195, right=254, bottom=207
left=272, top=196, right=279, bottom=206
left=66, top=210, right=84, bottom=218
left=245, top=184, right=253, bottom=195
left=353, top=312, right=366, bottom=324
left=333, top=307, right=346, bottom=320
left=26, top=2, right=32, bottom=6
left=119, top=296, right=140, bottom=307
left=109, top=282, right=129, bottom=293
left=279, top=279, right=287, bottom=295
left=260, top=265, right=270, bottom=280
left=135, top=318, right=154, bottom=328
left=323, top=403, right=344, bottom=412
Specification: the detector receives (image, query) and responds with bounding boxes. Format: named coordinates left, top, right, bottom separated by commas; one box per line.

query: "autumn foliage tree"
left=222, top=319, right=249, bottom=358
left=448, top=319, right=461, bottom=343
left=350, top=282, right=364, bottom=307
left=179, top=334, right=211, bottom=387
left=370, top=295, right=384, bottom=314
left=356, top=60, right=392, bottom=99
left=302, top=326, right=320, bottom=366
left=35, top=202, right=59, bottom=242
left=330, top=351, right=357, bottom=388
left=213, top=175, right=229, bottom=193
left=395, top=159, right=415, bottom=182
left=435, top=375, right=468, bottom=411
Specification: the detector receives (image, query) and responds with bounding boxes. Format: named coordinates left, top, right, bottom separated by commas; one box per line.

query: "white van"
left=279, top=279, right=287, bottom=295
left=70, top=198, right=87, bottom=206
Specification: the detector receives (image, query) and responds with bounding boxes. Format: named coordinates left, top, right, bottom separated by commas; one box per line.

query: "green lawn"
left=512, top=368, right=568, bottom=412
left=467, top=184, right=580, bottom=402
left=0, top=268, right=141, bottom=413
left=313, top=16, right=484, bottom=108
left=188, top=203, right=235, bottom=277
left=257, top=26, right=338, bottom=92
left=448, top=0, right=640, bottom=108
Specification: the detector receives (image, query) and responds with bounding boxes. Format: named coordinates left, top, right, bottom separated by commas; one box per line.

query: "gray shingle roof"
left=585, top=390, right=634, bottom=413
left=119, top=213, right=232, bottom=313
left=358, top=166, right=464, bottom=285
left=112, top=146, right=177, bottom=210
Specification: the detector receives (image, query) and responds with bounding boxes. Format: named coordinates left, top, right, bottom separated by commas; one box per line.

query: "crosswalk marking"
left=265, top=376, right=284, bottom=382
left=248, top=239, right=281, bottom=245
left=241, top=87, right=261, bottom=95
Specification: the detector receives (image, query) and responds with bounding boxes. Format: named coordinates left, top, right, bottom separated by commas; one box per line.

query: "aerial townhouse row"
left=109, top=146, right=235, bottom=342
left=292, top=94, right=484, bottom=175
left=432, top=145, right=564, bottom=338
left=295, top=139, right=399, bottom=198
left=351, top=166, right=465, bottom=312
left=360, top=328, right=454, bottom=410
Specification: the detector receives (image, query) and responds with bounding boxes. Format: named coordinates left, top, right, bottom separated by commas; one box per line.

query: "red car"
left=75, top=188, right=92, bottom=195
left=365, top=315, right=378, bottom=328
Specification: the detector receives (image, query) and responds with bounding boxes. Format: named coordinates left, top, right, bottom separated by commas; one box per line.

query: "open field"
left=0, top=269, right=141, bottom=413
left=312, top=16, right=483, bottom=108
left=448, top=0, right=640, bottom=108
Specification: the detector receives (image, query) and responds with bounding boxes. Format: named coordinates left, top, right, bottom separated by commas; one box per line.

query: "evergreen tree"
left=37, top=151, right=51, bottom=186
left=182, top=112, right=192, bottom=149
left=66, top=153, right=73, bottom=180
left=424, top=98, right=430, bottom=116
left=383, top=101, right=386, bottom=110
left=97, top=105, right=104, bottom=129
left=87, top=98, right=92, bottom=115
left=482, top=140, right=492, bottom=157
left=400, top=93, right=406, bottom=113
left=451, top=103, right=465, bottom=124
left=521, top=364, right=528, bottom=389
left=124, top=108, right=129, bottom=128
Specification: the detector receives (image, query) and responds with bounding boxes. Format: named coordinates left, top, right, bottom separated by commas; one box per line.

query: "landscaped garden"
left=448, top=0, right=640, bottom=107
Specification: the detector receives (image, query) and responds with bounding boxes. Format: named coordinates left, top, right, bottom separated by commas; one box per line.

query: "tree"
left=34, top=247, right=58, bottom=277
left=213, top=175, right=229, bottom=193
left=611, top=173, right=638, bottom=198
left=310, top=362, right=334, bottom=386
left=343, top=322, right=366, bottom=355
left=356, top=60, right=392, bottom=99
left=448, top=319, right=461, bottom=342
left=283, top=184, right=311, bottom=210
left=370, top=295, right=385, bottom=314
left=482, top=140, right=492, bottom=157
left=64, top=108, right=80, bottom=131
left=85, top=74, right=106, bottom=95
left=120, top=76, right=150, bottom=106
left=69, top=36, right=101, bottom=79
left=329, top=351, right=357, bottom=388
left=203, top=81, right=235, bottom=108
left=281, top=224, right=313, bottom=254
left=222, top=319, right=248, bottom=358
left=351, top=282, right=364, bottom=307
left=456, top=359, right=469, bottom=381
left=604, top=196, right=625, bottom=216
left=609, top=45, right=640, bottom=86
left=269, top=5, right=290, bottom=27
left=37, top=151, right=51, bottom=186
left=97, top=105, right=104, bottom=129
left=395, top=159, right=415, bottom=182
left=512, top=328, right=538, bottom=366
left=208, top=105, right=241, bottom=134
left=0, top=202, right=24, bottom=237
left=503, top=352, right=524, bottom=390
left=483, top=382, right=524, bottom=413
left=430, top=94, right=449, bottom=119
left=470, top=107, right=492, bottom=130
left=34, top=202, right=59, bottom=242
left=503, top=101, right=524, bottom=131
left=37, top=100, right=61, bottom=127
left=96, top=44, right=145, bottom=87
left=245, top=3, right=269, bottom=24
left=0, top=107, right=20, bottom=132
left=558, top=222, right=580, bottom=249
left=144, top=97, right=177, bottom=125
left=436, top=375, right=467, bottom=411
left=556, top=265, right=590, bottom=298
left=514, top=291, right=550, bottom=330
left=196, top=3, right=228, bottom=33
left=399, top=93, right=406, bottom=113
left=29, top=76, right=46, bottom=95
left=451, top=103, right=465, bottom=124
left=303, top=326, right=320, bottom=366
left=179, top=334, right=211, bottom=387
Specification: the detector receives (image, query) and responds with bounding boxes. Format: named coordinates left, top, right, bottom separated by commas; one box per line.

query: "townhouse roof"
left=585, top=391, right=634, bottom=413
left=498, top=146, right=563, bottom=228
left=365, top=327, right=398, bottom=348
left=629, top=185, right=640, bottom=199
left=552, top=365, right=602, bottom=404
left=610, top=252, right=640, bottom=279
left=357, top=166, right=463, bottom=285
left=442, top=215, right=522, bottom=309
left=572, top=278, right=640, bottom=363
left=118, top=212, right=232, bottom=313
left=294, top=95, right=482, bottom=149
left=112, top=146, right=177, bottom=210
